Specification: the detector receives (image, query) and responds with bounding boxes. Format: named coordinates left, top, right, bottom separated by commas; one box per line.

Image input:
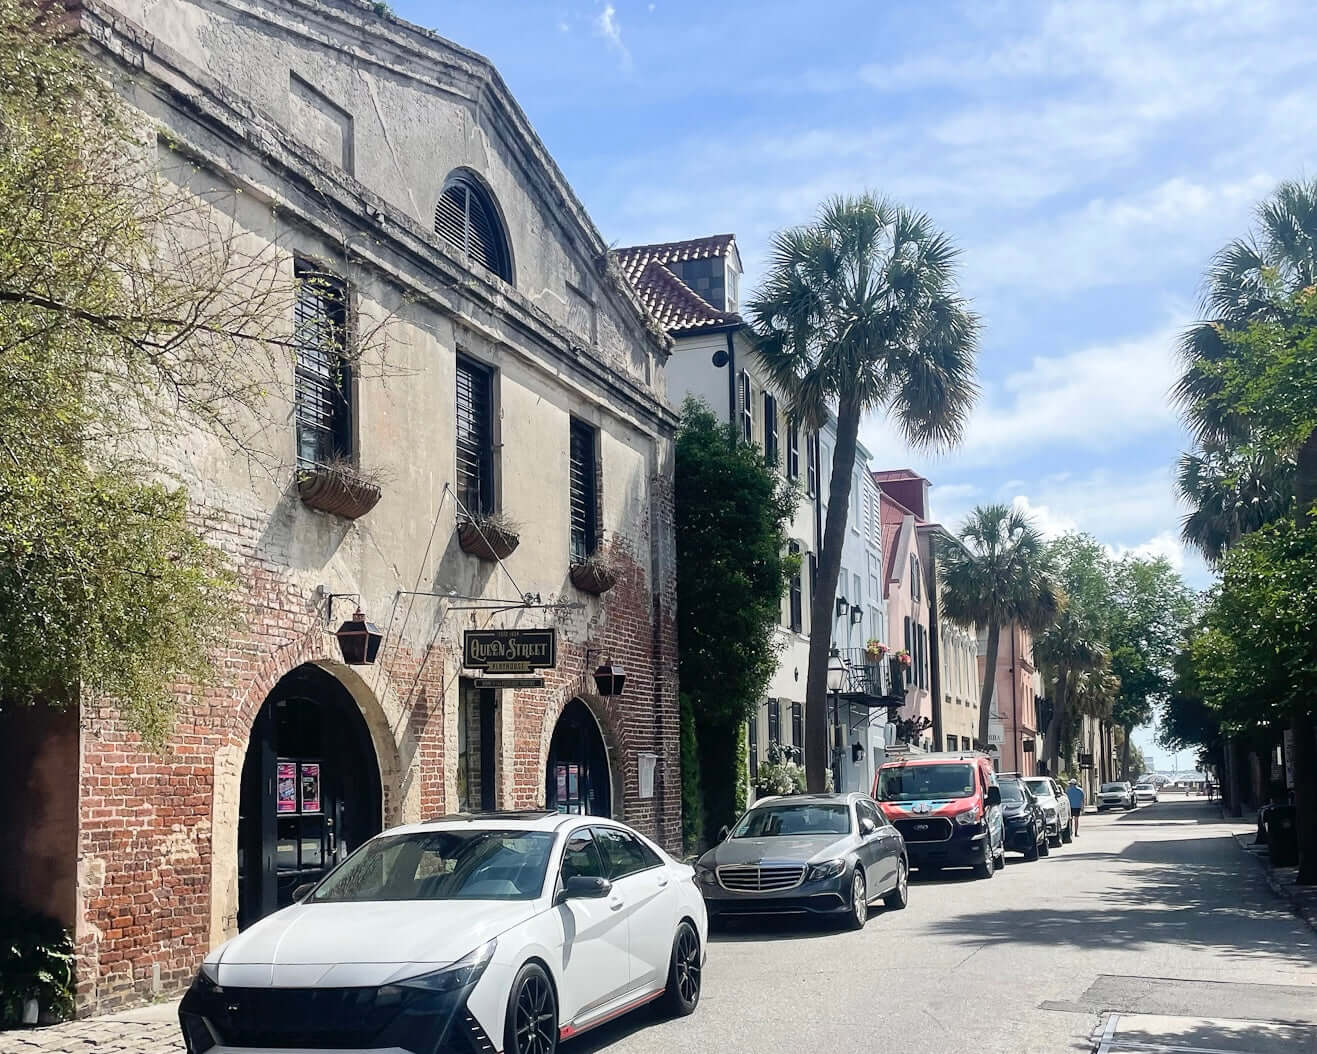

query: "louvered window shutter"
left=569, top=419, right=598, bottom=560
left=434, top=174, right=512, bottom=282
left=455, top=357, right=494, bottom=516
left=293, top=263, right=350, bottom=467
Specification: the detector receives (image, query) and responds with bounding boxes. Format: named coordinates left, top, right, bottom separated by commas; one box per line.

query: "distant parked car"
left=695, top=793, right=908, bottom=931
left=1133, top=781, right=1159, bottom=804
left=998, top=777, right=1049, bottom=861
left=1023, top=776, right=1072, bottom=846
left=1097, top=781, right=1136, bottom=810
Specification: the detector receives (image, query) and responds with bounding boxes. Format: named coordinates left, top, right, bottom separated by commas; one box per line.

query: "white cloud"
left=593, top=3, right=632, bottom=70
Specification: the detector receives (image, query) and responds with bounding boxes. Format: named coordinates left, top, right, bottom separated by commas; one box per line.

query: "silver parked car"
left=695, top=793, right=908, bottom=931
left=1134, top=780, right=1159, bottom=803
left=1097, top=781, right=1136, bottom=810
left=1024, top=776, right=1072, bottom=846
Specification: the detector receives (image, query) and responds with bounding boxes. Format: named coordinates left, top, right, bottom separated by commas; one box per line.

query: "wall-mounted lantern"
left=593, top=662, right=627, bottom=697
left=851, top=741, right=866, bottom=764
left=835, top=596, right=849, bottom=619
left=335, top=610, right=383, bottom=665
left=849, top=606, right=864, bottom=626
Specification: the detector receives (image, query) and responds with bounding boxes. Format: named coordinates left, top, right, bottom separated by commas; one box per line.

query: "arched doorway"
left=237, top=664, right=381, bottom=929
left=545, top=698, right=611, bottom=817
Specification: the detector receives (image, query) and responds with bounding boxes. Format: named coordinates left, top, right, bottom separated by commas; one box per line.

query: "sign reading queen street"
left=462, top=629, right=557, bottom=673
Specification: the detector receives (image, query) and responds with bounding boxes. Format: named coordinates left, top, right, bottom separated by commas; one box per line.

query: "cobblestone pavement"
left=0, top=1005, right=181, bottom=1054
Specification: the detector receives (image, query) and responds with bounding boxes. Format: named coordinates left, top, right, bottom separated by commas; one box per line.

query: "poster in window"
left=300, top=762, right=322, bottom=814
left=276, top=761, right=297, bottom=814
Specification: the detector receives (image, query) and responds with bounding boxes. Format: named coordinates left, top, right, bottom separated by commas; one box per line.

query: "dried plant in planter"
left=458, top=510, right=522, bottom=562
left=569, top=551, right=619, bottom=595
left=297, top=457, right=383, bottom=520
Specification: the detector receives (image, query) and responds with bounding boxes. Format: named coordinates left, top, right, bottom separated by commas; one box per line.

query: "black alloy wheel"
left=846, top=868, right=868, bottom=930
left=1038, top=828, right=1050, bottom=856
left=1023, top=826, right=1040, bottom=861
left=506, top=962, right=558, bottom=1054
left=662, top=920, right=701, bottom=1015
left=973, top=835, right=995, bottom=879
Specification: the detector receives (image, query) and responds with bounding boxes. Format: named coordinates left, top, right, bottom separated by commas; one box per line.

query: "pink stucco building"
left=979, top=621, right=1040, bottom=775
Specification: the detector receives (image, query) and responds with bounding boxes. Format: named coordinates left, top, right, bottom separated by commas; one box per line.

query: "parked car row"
left=178, top=756, right=1148, bottom=1054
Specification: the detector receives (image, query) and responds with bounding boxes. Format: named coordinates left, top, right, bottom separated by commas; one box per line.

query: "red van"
left=873, top=751, right=1005, bottom=878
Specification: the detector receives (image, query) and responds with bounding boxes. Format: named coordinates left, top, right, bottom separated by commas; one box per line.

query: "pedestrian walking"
left=1066, top=778, right=1085, bottom=838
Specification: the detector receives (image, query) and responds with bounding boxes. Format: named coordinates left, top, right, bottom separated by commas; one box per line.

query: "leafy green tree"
left=1035, top=607, right=1107, bottom=775
left=1108, top=557, right=1197, bottom=779
left=674, top=398, right=796, bottom=837
left=748, top=194, right=979, bottom=791
left=939, top=504, right=1062, bottom=750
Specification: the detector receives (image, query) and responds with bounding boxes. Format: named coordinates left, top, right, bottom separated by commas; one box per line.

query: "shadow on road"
left=923, top=806, right=1317, bottom=968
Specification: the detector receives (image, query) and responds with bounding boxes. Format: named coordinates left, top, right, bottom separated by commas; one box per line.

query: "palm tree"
left=1176, top=177, right=1317, bottom=884
left=749, top=194, right=979, bottom=791
left=938, top=504, right=1063, bottom=751
left=1176, top=443, right=1293, bottom=564
left=1071, top=663, right=1120, bottom=782
left=1034, top=607, right=1107, bottom=775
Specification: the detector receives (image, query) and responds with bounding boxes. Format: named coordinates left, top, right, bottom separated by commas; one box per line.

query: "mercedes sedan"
left=179, top=812, right=706, bottom=1054
left=694, top=792, right=908, bottom=930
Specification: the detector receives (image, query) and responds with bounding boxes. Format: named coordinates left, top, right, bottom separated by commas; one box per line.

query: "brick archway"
left=538, top=692, right=626, bottom=819
left=207, top=651, right=415, bottom=947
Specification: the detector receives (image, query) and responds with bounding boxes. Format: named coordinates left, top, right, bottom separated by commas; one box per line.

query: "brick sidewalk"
left=0, top=1006, right=182, bottom=1054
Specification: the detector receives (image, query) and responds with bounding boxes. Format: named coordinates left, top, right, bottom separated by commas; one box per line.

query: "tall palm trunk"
left=977, top=621, right=1001, bottom=749
left=1296, top=429, right=1317, bottom=885
left=1120, top=726, right=1132, bottom=780
left=1043, top=667, right=1068, bottom=774
left=804, top=393, right=861, bottom=792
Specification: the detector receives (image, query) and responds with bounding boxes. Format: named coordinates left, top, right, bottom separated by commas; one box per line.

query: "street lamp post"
left=827, top=650, right=847, bottom=791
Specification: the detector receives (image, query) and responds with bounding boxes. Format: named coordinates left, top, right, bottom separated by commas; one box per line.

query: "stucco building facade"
left=1, top=0, right=682, bottom=1013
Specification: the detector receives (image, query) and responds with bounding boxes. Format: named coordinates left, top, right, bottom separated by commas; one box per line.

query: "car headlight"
left=695, top=864, right=716, bottom=885
left=1043, top=806, right=1057, bottom=818
left=193, top=960, right=220, bottom=990
left=394, top=939, right=497, bottom=993
left=806, top=858, right=847, bottom=881
left=955, top=805, right=982, bottom=825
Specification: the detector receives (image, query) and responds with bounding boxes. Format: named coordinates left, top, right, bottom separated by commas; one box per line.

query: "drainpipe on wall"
left=725, top=330, right=737, bottom=426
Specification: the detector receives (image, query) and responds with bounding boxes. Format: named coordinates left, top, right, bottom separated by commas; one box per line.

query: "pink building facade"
left=874, top=471, right=935, bottom=749
left=979, top=621, right=1040, bottom=775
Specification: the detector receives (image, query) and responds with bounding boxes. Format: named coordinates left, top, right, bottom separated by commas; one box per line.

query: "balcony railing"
left=834, top=649, right=906, bottom=707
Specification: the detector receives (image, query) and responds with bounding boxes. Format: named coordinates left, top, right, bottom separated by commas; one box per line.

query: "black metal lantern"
left=593, top=662, right=627, bottom=697
left=835, top=596, right=849, bottom=618
left=335, top=609, right=383, bottom=665
left=849, top=606, right=864, bottom=625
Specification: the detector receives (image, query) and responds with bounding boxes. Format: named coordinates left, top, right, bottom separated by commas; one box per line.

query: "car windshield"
left=732, top=803, right=851, bottom=838
left=1024, top=779, right=1054, bottom=798
left=310, top=829, right=555, bottom=902
left=999, top=781, right=1026, bottom=802
left=876, top=763, right=974, bottom=802
left=1101, top=783, right=1129, bottom=793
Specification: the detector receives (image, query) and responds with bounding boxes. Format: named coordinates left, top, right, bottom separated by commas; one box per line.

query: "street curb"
left=1231, top=831, right=1317, bottom=936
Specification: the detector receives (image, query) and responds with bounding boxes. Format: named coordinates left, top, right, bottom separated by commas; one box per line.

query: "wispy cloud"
left=593, top=3, right=632, bottom=70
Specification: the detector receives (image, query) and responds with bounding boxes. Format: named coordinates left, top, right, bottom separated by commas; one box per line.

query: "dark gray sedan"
left=694, top=792, right=908, bottom=930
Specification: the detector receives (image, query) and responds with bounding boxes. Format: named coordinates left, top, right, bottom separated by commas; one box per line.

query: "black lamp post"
left=335, top=609, right=383, bottom=665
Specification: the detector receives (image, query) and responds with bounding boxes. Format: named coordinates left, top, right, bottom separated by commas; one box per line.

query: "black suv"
left=998, top=777, right=1049, bottom=861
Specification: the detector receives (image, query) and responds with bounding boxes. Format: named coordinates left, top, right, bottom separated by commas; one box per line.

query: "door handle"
left=608, top=897, right=624, bottom=911
left=656, top=875, right=669, bottom=887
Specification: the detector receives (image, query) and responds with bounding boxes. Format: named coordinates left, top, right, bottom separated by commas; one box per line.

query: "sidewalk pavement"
left=1231, top=808, right=1317, bottom=935
left=0, top=1002, right=182, bottom=1054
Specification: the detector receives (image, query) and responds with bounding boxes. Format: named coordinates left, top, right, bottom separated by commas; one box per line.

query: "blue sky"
left=390, top=0, right=1315, bottom=762
left=392, top=0, right=1315, bottom=593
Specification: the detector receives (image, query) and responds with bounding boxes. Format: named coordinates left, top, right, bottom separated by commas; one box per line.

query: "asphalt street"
left=4, top=795, right=1314, bottom=1054
left=578, top=795, right=1317, bottom=1054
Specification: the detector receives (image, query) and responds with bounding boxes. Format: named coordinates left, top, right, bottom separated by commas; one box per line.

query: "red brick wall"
left=73, top=481, right=680, bottom=1013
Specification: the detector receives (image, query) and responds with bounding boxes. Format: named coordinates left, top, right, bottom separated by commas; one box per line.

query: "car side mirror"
left=859, top=817, right=877, bottom=836
left=292, top=882, right=316, bottom=903
left=718, top=825, right=730, bottom=842
left=986, top=786, right=1002, bottom=807
left=555, top=875, right=612, bottom=904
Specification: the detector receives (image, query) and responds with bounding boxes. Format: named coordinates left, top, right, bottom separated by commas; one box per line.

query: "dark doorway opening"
left=457, top=679, right=498, bottom=812
left=238, top=664, right=381, bottom=929
left=545, top=698, right=611, bottom=817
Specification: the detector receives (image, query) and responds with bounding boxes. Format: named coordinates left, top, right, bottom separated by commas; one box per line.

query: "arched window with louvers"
left=433, top=169, right=514, bottom=283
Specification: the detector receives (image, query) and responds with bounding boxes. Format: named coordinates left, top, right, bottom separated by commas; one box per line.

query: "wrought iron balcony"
left=833, top=649, right=907, bottom=708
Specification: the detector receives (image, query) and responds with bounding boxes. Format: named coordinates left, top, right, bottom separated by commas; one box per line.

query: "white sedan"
left=1134, top=782, right=1159, bottom=804
left=179, top=812, right=706, bottom=1054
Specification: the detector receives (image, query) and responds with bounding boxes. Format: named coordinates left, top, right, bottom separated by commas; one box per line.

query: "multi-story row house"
left=2, top=0, right=682, bottom=1013
left=614, top=235, right=822, bottom=792
left=980, top=622, right=1042, bottom=775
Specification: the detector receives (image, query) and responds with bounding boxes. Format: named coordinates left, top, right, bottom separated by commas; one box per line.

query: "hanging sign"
left=473, top=676, right=545, bottom=689
left=463, top=629, right=556, bottom=673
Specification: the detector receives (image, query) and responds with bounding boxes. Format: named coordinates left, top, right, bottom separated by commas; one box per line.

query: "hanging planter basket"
left=458, top=518, right=521, bottom=562
left=297, top=466, right=382, bottom=520
left=570, top=556, right=619, bottom=595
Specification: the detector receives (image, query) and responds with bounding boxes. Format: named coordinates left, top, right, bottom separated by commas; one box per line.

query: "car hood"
left=701, top=834, right=852, bottom=866
left=210, top=899, right=540, bottom=987
left=878, top=795, right=975, bottom=819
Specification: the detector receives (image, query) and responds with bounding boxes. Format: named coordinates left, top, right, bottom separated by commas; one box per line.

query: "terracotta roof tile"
left=613, top=236, right=741, bottom=335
